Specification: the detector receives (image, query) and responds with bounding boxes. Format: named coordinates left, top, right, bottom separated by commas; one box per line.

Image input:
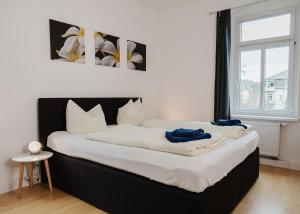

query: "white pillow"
left=134, top=98, right=143, bottom=112
left=117, top=99, right=145, bottom=126
left=66, top=100, right=107, bottom=134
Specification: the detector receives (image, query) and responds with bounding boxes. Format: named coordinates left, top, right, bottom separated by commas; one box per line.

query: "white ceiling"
left=135, top=0, right=199, bottom=11
left=134, top=0, right=270, bottom=12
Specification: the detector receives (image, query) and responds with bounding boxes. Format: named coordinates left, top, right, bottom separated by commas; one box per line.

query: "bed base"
left=41, top=147, right=259, bottom=214
left=38, top=98, right=259, bottom=214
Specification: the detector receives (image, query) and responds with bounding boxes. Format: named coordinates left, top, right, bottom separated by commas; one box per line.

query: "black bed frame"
left=38, top=98, right=259, bottom=214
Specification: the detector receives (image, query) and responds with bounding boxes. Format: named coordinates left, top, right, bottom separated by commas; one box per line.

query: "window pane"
left=240, top=50, right=261, bottom=110
left=264, top=46, right=289, bottom=110
left=241, top=14, right=291, bottom=42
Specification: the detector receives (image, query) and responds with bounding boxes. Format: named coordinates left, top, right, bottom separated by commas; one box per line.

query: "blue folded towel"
left=211, top=119, right=247, bottom=129
left=165, top=128, right=211, bottom=143
left=172, top=128, right=204, bottom=138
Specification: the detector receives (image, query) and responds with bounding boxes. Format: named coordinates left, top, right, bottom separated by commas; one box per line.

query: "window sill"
left=231, top=114, right=299, bottom=122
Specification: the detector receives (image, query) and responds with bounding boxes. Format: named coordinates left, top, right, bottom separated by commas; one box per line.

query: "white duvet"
left=86, top=125, right=224, bottom=156
left=47, top=130, right=259, bottom=193
left=143, top=119, right=252, bottom=138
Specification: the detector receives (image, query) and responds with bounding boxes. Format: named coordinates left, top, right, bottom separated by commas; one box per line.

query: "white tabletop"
left=12, top=151, right=53, bottom=163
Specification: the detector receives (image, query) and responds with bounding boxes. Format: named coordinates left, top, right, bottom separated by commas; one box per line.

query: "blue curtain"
left=214, top=9, right=231, bottom=120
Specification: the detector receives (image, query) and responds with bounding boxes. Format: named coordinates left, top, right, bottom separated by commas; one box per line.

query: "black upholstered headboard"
left=38, top=97, right=139, bottom=147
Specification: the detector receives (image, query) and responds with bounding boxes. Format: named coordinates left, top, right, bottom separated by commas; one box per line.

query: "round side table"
left=12, top=151, right=53, bottom=198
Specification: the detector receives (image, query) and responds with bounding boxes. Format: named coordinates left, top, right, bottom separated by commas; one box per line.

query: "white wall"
left=280, top=1, right=300, bottom=171
left=157, top=0, right=300, bottom=170
left=1, top=0, right=300, bottom=195
left=0, top=0, right=161, bottom=194
left=157, top=0, right=253, bottom=120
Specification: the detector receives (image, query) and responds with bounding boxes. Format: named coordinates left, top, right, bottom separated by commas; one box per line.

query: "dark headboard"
left=38, top=97, right=139, bottom=147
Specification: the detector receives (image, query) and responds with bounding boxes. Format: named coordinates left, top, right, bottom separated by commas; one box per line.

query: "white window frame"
left=231, top=8, right=297, bottom=120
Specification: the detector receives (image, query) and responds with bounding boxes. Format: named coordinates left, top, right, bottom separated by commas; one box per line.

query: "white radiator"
left=243, top=120, right=281, bottom=158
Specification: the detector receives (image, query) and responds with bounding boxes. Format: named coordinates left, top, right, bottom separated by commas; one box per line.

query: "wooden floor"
left=0, top=165, right=299, bottom=214
left=233, top=165, right=300, bottom=214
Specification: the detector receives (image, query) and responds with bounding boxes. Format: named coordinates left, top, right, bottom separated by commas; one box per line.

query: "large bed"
left=38, top=97, right=259, bottom=214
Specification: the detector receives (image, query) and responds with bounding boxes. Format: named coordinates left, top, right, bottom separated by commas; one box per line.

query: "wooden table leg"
left=44, top=159, right=53, bottom=191
left=28, top=163, right=33, bottom=187
left=18, top=163, right=25, bottom=199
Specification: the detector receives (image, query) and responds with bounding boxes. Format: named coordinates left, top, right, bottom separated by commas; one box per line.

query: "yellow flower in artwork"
left=127, top=40, right=143, bottom=69
left=101, top=39, right=120, bottom=68
left=56, top=26, right=85, bottom=63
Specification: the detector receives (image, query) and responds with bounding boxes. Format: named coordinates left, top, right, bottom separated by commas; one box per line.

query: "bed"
left=38, top=97, right=259, bottom=214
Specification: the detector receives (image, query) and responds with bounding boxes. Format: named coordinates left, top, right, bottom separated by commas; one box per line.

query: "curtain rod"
left=209, top=0, right=270, bottom=15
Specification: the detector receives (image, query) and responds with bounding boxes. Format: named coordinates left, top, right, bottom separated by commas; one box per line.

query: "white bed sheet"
left=47, top=131, right=258, bottom=193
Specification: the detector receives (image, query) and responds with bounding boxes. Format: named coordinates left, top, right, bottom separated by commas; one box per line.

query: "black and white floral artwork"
left=49, top=19, right=85, bottom=64
left=95, top=32, right=120, bottom=68
left=127, top=40, right=146, bottom=71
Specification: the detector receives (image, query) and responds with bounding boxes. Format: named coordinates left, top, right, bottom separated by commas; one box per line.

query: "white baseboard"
left=0, top=178, right=29, bottom=195
left=260, top=158, right=300, bottom=171
left=289, top=161, right=300, bottom=171
left=260, top=158, right=289, bottom=168
left=0, top=175, right=40, bottom=195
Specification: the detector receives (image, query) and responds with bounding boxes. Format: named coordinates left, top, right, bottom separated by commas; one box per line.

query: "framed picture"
left=95, top=32, right=120, bottom=68
left=49, top=19, right=85, bottom=64
left=127, top=40, right=146, bottom=71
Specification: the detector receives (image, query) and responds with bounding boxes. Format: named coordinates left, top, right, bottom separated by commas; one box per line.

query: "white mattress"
left=47, top=131, right=258, bottom=193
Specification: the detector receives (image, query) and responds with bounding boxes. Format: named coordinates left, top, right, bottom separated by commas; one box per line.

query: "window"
left=266, top=93, right=273, bottom=103
left=240, top=14, right=291, bottom=42
left=232, top=9, right=296, bottom=118
left=266, top=82, right=274, bottom=88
